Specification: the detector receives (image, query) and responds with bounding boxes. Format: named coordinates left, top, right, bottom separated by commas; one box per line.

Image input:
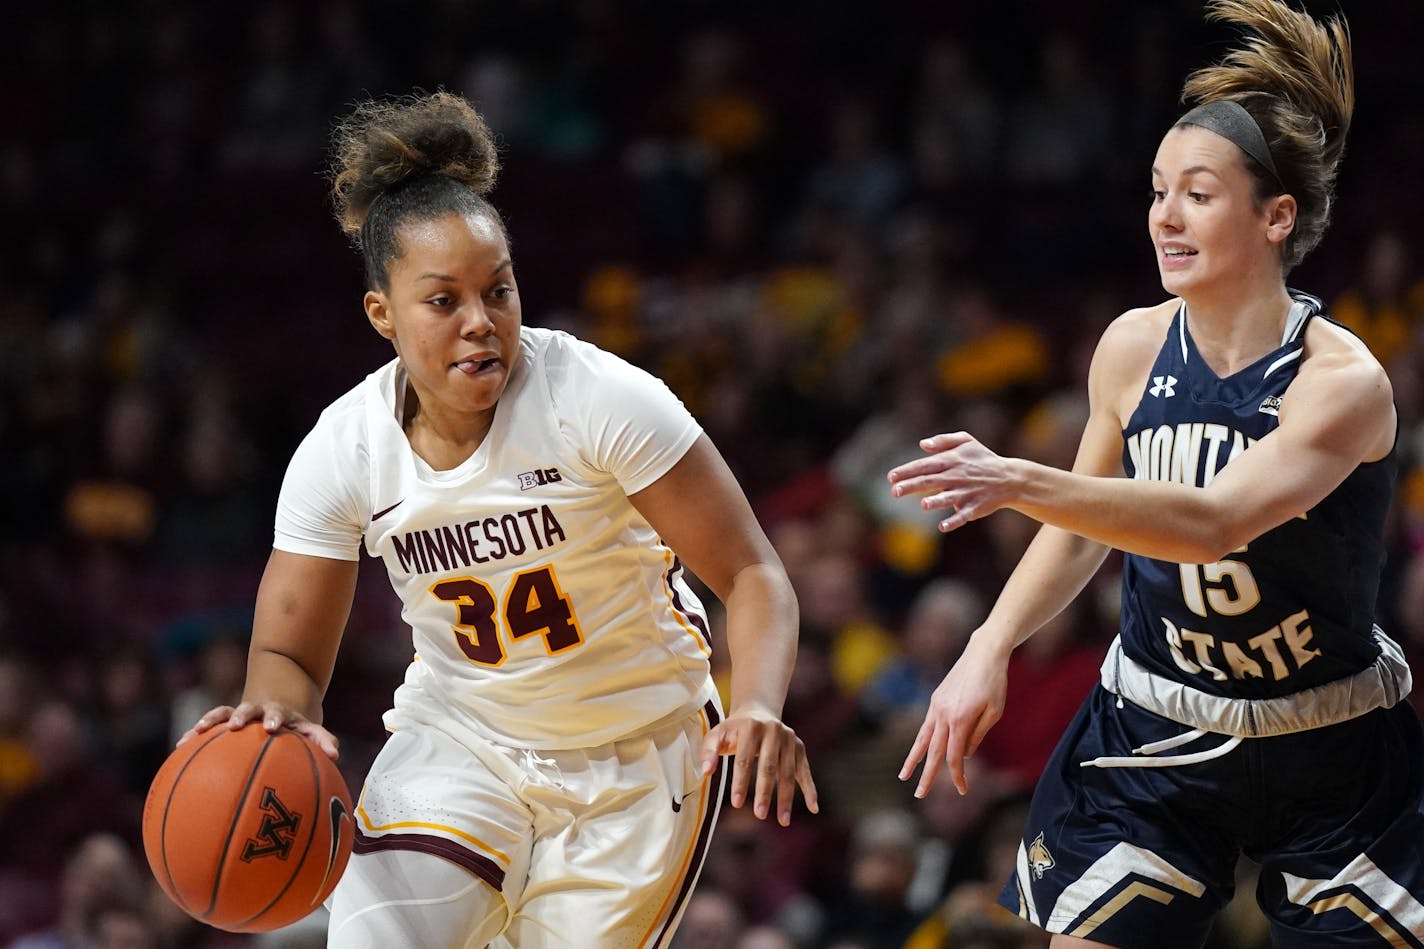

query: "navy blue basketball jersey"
left=1118, top=291, right=1396, bottom=700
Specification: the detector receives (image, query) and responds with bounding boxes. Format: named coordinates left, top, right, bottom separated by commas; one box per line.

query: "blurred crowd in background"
left=3, top=2, right=1424, bottom=948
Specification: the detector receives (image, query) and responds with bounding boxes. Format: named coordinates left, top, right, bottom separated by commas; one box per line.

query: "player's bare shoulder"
left=1301, top=316, right=1386, bottom=372
left=1102, top=299, right=1178, bottom=351
left=1299, top=317, right=1392, bottom=400
left=1089, top=299, right=1179, bottom=419
left=1291, top=316, right=1395, bottom=460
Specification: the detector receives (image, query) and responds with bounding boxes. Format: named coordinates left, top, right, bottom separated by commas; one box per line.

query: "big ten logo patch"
left=241, top=788, right=302, bottom=861
left=518, top=468, right=562, bottom=490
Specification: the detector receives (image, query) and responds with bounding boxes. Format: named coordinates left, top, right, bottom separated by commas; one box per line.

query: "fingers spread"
left=727, top=723, right=758, bottom=808
left=295, top=722, right=341, bottom=760
left=900, top=719, right=932, bottom=782
left=946, top=724, right=972, bottom=796
left=775, top=743, right=797, bottom=825
left=795, top=751, right=819, bottom=815
left=915, top=721, right=950, bottom=799
left=196, top=706, right=234, bottom=731
left=754, top=762, right=777, bottom=821
left=966, top=707, right=999, bottom=759
left=715, top=716, right=818, bottom=823
left=938, top=508, right=971, bottom=533
left=921, top=432, right=971, bottom=451
left=752, top=726, right=781, bottom=822
left=227, top=702, right=262, bottom=729
left=698, top=727, right=725, bottom=777
left=922, top=490, right=958, bottom=511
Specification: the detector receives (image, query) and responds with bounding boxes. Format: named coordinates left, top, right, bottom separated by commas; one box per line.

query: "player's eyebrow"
left=1151, top=165, right=1221, bottom=178
left=414, top=260, right=510, bottom=282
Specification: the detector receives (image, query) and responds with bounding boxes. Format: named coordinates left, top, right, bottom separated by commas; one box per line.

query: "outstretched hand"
left=700, top=705, right=818, bottom=826
left=887, top=432, right=1017, bottom=532
left=177, top=701, right=340, bottom=760
left=899, top=637, right=1009, bottom=797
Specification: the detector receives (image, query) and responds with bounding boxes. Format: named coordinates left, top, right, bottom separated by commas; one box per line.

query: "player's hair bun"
left=1178, top=0, right=1353, bottom=269
left=330, top=91, right=500, bottom=239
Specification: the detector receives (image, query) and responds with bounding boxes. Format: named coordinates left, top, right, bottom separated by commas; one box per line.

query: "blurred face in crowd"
left=93, top=907, right=155, bottom=949
left=364, top=211, right=521, bottom=433
left=1148, top=125, right=1295, bottom=303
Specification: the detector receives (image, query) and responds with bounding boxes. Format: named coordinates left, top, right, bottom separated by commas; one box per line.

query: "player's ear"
left=365, top=290, right=396, bottom=340
left=1264, top=193, right=1296, bottom=246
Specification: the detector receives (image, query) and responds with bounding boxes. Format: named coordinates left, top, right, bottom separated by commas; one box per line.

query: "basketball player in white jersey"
left=179, top=91, right=817, bottom=948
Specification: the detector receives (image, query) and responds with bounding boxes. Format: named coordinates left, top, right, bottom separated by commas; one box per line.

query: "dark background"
left=2, top=3, right=1421, bottom=948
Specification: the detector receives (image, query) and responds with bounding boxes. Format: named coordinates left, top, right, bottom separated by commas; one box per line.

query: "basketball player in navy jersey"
left=888, top=2, right=1422, bottom=946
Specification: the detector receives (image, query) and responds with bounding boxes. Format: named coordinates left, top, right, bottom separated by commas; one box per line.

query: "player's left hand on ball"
left=700, top=706, right=819, bottom=826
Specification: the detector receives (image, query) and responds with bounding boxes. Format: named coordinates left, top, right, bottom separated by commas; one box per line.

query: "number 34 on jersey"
left=431, top=565, right=585, bottom=667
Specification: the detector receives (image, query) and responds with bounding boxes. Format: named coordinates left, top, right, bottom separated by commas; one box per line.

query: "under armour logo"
left=1149, top=375, right=1177, bottom=398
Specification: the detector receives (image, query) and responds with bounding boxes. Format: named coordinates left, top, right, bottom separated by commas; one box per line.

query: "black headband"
left=1177, top=99, right=1283, bottom=190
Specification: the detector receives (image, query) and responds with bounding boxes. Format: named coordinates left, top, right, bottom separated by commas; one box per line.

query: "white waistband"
left=1100, top=629, right=1413, bottom=738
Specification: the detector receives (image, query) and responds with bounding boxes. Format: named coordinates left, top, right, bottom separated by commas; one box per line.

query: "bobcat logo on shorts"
left=241, top=787, right=302, bottom=862
left=1028, top=831, right=1055, bottom=879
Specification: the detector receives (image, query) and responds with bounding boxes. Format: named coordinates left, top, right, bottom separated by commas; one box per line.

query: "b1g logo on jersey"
left=517, top=468, right=562, bottom=490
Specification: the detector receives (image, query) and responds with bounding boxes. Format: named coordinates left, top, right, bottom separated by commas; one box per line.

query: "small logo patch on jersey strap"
left=1028, top=831, right=1056, bottom=879
left=1259, top=395, right=1282, bottom=416
left=1149, top=375, right=1178, bottom=398
left=517, top=468, right=562, bottom=490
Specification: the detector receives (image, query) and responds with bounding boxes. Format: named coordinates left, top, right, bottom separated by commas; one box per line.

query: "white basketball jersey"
left=273, top=327, right=715, bottom=749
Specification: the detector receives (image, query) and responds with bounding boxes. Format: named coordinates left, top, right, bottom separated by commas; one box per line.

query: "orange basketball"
left=142, top=724, right=355, bottom=933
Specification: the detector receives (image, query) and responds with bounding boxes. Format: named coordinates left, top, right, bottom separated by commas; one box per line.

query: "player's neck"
left=1181, top=279, right=1295, bottom=377
left=403, top=395, right=496, bottom=471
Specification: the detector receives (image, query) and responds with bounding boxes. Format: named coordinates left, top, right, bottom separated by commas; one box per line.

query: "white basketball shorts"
left=333, top=691, right=726, bottom=948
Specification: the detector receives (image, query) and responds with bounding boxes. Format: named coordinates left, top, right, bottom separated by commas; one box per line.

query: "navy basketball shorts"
left=998, top=685, right=1424, bottom=947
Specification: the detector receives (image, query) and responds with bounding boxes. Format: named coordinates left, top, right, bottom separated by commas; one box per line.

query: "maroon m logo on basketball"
left=241, top=787, right=302, bottom=861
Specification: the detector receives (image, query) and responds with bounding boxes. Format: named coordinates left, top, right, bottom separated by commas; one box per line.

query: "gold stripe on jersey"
left=1284, top=855, right=1424, bottom=948
left=1068, top=881, right=1176, bottom=938
left=1043, top=841, right=1204, bottom=932
left=638, top=705, right=713, bottom=949
left=1298, top=893, right=1412, bottom=948
left=355, top=801, right=511, bottom=864
left=660, top=548, right=710, bottom=657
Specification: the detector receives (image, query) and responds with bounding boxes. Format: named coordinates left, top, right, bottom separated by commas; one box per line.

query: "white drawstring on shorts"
left=1080, top=728, right=1243, bottom=769
left=521, top=747, right=566, bottom=789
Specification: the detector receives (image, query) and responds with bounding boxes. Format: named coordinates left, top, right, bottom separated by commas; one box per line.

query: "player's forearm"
left=720, top=562, right=798, bottom=716
left=976, top=523, right=1111, bottom=655
left=241, top=647, right=328, bottom=723
left=1005, top=459, right=1231, bottom=563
